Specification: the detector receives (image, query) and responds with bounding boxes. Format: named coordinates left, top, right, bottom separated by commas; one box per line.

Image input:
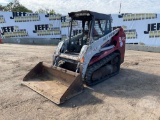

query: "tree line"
left=0, top=0, right=56, bottom=14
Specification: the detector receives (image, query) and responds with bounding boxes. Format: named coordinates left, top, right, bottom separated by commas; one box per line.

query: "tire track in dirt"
left=0, top=96, right=42, bottom=110
left=1, top=44, right=160, bottom=120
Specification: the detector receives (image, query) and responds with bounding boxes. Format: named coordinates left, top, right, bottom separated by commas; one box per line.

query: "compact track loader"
left=23, top=10, right=126, bottom=104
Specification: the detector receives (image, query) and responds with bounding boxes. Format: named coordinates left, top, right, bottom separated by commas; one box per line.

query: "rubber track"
left=85, top=52, right=120, bottom=86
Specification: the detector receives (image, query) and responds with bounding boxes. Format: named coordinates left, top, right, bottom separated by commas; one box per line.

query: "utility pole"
left=119, top=2, right=121, bottom=14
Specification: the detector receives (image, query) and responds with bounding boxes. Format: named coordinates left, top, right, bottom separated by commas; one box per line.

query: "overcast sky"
left=0, top=0, right=160, bottom=15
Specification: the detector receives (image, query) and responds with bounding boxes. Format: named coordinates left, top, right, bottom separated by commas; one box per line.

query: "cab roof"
left=68, top=10, right=111, bottom=20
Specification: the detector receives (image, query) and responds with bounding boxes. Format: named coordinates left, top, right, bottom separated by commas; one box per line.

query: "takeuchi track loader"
left=22, top=10, right=126, bottom=104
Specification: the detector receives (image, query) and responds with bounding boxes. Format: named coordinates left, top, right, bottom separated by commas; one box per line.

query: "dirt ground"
left=0, top=44, right=160, bottom=120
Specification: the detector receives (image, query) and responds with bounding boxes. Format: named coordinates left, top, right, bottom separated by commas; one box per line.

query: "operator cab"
left=66, top=10, right=112, bottom=53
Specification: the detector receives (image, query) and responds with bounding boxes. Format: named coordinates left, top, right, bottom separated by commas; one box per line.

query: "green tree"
left=0, top=0, right=58, bottom=14
left=35, top=8, right=46, bottom=14
left=3, top=0, right=32, bottom=12
left=3, top=2, right=13, bottom=11
left=0, top=5, right=5, bottom=11
left=12, top=5, right=32, bottom=12
left=49, top=9, right=55, bottom=14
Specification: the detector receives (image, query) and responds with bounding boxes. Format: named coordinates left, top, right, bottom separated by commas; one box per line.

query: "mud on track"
left=0, top=44, right=160, bottom=120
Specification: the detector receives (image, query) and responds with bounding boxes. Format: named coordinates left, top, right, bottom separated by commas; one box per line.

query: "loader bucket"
left=22, top=62, right=84, bottom=104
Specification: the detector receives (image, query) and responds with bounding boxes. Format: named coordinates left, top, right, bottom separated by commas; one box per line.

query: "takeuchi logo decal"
left=33, top=24, right=61, bottom=36
left=113, top=26, right=137, bottom=39
left=45, top=14, right=61, bottom=21
left=10, top=12, right=40, bottom=22
left=144, top=23, right=160, bottom=38
left=118, top=13, right=157, bottom=21
left=61, top=16, right=77, bottom=27
left=45, top=14, right=71, bottom=22
left=1, top=26, right=28, bottom=38
left=0, top=15, right=5, bottom=23
left=144, top=23, right=160, bottom=34
left=124, top=29, right=137, bottom=39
